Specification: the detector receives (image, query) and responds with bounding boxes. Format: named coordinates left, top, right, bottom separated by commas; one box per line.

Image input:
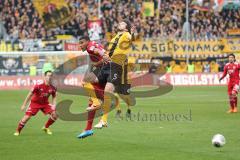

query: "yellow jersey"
left=108, top=32, right=132, bottom=66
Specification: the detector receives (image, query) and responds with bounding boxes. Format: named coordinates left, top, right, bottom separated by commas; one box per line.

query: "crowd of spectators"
left=0, top=0, right=44, bottom=41
left=147, top=60, right=223, bottom=74
left=0, top=0, right=240, bottom=42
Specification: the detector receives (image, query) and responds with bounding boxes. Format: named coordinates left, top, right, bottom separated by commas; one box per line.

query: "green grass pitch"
left=1, top=86, right=240, bottom=160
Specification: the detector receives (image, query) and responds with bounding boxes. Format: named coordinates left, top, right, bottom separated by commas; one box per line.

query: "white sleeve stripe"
left=98, top=49, right=105, bottom=56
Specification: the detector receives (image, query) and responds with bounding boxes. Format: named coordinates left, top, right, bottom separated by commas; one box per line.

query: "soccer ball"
left=211, top=134, right=226, bottom=147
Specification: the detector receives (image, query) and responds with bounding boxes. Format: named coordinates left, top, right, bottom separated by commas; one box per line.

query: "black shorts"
left=93, top=61, right=131, bottom=95
left=115, top=84, right=131, bottom=95
left=92, top=65, right=109, bottom=85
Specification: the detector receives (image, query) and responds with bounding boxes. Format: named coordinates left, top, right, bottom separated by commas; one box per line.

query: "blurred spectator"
left=29, top=65, right=37, bottom=76
left=149, top=61, right=158, bottom=73
left=0, top=0, right=239, bottom=41
left=0, top=17, right=8, bottom=40
left=9, top=26, right=19, bottom=48
left=194, top=61, right=203, bottom=73
left=166, top=62, right=172, bottom=73
left=203, top=61, right=210, bottom=73
left=179, top=61, right=187, bottom=73
left=210, top=61, right=219, bottom=73
left=188, top=61, right=195, bottom=73
left=218, top=61, right=224, bottom=72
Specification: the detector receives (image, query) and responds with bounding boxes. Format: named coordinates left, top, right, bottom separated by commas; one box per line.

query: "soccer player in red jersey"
left=77, top=36, right=107, bottom=138
left=14, top=70, right=58, bottom=136
left=81, top=36, right=108, bottom=110
left=219, top=54, right=240, bottom=113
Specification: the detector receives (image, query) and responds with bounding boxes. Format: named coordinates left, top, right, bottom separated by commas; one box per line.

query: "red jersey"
left=86, top=41, right=105, bottom=63
left=222, top=62, right=240, bottom=84
left=31, top=83, right=57, bottom=105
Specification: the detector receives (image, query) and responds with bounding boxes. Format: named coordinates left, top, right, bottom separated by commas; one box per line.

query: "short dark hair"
left=123, top=19, right=131, bottom=32
left=79, top=36, right=90, bottom=41
left=228, top=53, right=235, bottom=59
left=44, top=70, right=53, bottom=76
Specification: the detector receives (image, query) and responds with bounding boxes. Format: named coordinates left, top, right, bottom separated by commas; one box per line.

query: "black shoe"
left=126, top=109, right=131, bottom=118
left=115, top=110, right=122, bottom=119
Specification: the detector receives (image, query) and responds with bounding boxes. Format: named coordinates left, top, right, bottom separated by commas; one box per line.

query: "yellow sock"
left=83, top=83, right=101, bottom=106
left=101, top=93, right=112, bottom=123
left=115, top=94, right=121, bottom=111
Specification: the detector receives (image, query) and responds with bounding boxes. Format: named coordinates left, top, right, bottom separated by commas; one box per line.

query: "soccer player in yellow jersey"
left=93, top=20, right=136, bottom=128
left=83, top=20, right=136, bottom=128
left=115, top=59, right=136, bottom=119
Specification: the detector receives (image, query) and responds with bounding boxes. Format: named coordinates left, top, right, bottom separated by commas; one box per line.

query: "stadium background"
left=1, top=1, right=240, bottom=160
left=0, top=0, right=240, bottom=89
left=0, top=0, right=240, bottom=82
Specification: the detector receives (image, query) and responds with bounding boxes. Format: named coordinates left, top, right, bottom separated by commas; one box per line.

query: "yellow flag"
left=33, top=0, right=72, bottom=28
left=143, top=2, right=155, bottom=17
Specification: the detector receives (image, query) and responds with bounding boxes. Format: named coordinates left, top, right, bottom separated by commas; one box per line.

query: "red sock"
left=85, top=110, right=96, bottom=131
left=234, top=97, right=238, bottom=108
left=17, top=121, right=25, bottom=133
left=229, top=97, right=235, bottom=110
left=45, top=118, right=55, bottom=128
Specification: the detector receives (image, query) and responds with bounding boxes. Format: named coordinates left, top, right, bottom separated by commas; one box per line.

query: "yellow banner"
left=56, top=35, right=74, bottom=40
left=33, top=0, right=72, bottom=28
left=131, top=38, right=240, bottom=55
left=0, top=42, right=18, bottom=52
left=221, top=38, right=240, bottom=53
left=227, top=29, right=240, bottom=36
left=142, top=2, right=155, bottom=17
left=169, top=40, right=222, bottom=55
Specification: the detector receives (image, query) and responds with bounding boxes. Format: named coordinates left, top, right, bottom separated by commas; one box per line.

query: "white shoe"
left=14, top=132, right=20, bottom=136
left=94, top=120, right=108, bottom=129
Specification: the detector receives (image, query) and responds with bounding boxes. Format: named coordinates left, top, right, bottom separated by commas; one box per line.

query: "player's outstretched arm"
left=21, top=92, right=33, bottom=111
left=219, top=65, right=227, bottom=82
left=130, top=25, right=136, bottom=41
left=219, top=75, right=226, bottom=82
left=102, top=52, right=111, bottom=62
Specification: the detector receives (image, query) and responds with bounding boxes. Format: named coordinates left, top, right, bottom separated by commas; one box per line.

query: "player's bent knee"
left=22, top=115, right=31, bottom=122
left=51, top=112, right=58, bottom=120
left=105, top=83, right=115, bottom=93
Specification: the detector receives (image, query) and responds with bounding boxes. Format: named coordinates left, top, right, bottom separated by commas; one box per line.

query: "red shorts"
left=228, top=83, right=239, bottom=95
left=25, top=102, right=55, bottom=116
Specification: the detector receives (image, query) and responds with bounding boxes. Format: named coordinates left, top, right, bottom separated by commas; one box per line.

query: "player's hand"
left=50, top=104, right=56, bottom=110
left=103, top=54, right=111, bottom=62
left=20, top=105, right=25, bottom=111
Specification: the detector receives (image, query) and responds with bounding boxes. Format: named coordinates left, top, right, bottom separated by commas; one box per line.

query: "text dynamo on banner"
left=131, top=39, right=240, bottom=55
